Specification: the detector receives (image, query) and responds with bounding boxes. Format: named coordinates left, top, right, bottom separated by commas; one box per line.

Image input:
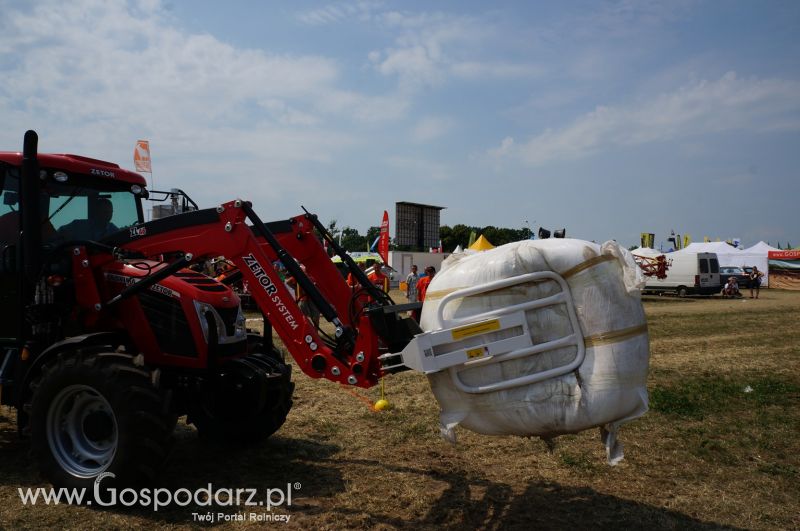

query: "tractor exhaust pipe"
left=21, top=130, right=41, bottom=285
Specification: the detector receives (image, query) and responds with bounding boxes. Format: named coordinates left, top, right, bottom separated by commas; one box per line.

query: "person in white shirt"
left=405, top=265, right=419, bottom=302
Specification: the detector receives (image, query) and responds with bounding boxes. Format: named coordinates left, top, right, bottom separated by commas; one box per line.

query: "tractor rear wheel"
left=188, top=348, right=294, bottom=441
left=28, top=348, right=175, bottom=489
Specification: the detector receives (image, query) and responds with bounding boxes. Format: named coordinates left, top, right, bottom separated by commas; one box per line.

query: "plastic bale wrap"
left=420, top=239, right=648, bottom=464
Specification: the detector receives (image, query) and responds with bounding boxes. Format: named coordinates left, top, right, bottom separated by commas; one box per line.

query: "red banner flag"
left=134, top=140, right=152, bottom=173
left=378, top=210, right=389, bottom=264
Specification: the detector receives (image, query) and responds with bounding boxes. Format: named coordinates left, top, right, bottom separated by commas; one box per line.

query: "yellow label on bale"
left=466, top=347, right=487, bottom=359
left=451, top=319, right=501, bottom=341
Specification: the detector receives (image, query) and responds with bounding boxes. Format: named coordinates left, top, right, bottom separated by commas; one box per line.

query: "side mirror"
left=2, top=191, right=16, bottom=206
left=0, top=244, right=17, bottom=273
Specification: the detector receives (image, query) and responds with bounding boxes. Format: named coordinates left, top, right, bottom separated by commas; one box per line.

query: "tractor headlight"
left=193, top=302, right=246, bottom=344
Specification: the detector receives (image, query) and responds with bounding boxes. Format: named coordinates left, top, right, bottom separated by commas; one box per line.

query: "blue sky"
left=1, top=0, right=798, bottom=248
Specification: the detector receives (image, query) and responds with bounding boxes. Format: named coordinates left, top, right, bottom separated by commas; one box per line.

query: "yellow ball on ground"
left=373, top=399, right=391, bottom=411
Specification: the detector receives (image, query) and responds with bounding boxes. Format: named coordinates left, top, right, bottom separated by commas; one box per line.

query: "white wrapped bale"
left=420, top=239, right=649, bottom=464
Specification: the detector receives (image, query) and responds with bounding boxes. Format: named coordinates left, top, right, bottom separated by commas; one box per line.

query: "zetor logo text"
left=242, top=253, right=299, bottom=330
left=17, top=472, right=297, bottom=520
left=90, top=168, right=116, bottom=178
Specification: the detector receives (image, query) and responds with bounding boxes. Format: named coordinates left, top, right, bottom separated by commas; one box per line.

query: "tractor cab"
left=0, top=152, right=148, bottom=239
left=0, top=152, right=200, bottom=342
left=0, top=153, right=148, bottom=342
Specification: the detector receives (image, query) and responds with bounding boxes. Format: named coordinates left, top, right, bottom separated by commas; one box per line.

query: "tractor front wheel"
left=28, top=349, right=175, bottom=489
left=188, top=349, right=294, bottom=441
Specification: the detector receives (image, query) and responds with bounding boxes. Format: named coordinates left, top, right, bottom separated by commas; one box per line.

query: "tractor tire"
left=188, top=348, right=294, bottom=442
left=28, top=348, right=175, bottom=489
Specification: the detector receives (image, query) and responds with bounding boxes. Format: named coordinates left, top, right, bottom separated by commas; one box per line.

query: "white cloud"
left=307, top=6, right=543, bottom=91
left=0, top=1, right=343, bottom=127
left=375, top=43, right=445, bottom=88
left=0, top=0, right=412, bottom=173
left=411, top=117, right=453, bottom=142
left=450, top=61, right=544, bottom=80
left=315, top=90, right=410, bottom=122
left=499, top=72, right=800, bottom=166
left=258, top=99, right=321, bottom=126
left=386, top=155, right=452, bottom=181
left=488, top=136, right=515, bottom=157
left=560, top=0, right=694, bottom=42
left=296, top=1, right=382, bottom=26
left=0, top=0, right=423, bottom=223
left=370, top=10, right=536, bottom=91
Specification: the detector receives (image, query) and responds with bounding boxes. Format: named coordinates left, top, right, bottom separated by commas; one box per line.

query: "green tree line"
left=324, top=221, right=381, bottom=253
left=439, top=224, right=533, bottom=251
left=325, top=220, right=533, bottom=253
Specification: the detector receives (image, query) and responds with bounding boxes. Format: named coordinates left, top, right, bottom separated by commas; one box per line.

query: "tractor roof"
left=0, top=152, right=147, bottom=187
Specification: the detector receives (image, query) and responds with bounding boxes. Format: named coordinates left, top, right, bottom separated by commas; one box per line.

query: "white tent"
left=740, top=242, right=780, bottom=287
left=742, top=241, right=781, bottom=254
left=683, top=242, right=741, bottom=254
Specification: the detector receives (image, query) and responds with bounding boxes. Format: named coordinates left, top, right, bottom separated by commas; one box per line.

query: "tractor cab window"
left=43, top=176, right=141, bottom=242
left=0, top=166, right=20, bottom=248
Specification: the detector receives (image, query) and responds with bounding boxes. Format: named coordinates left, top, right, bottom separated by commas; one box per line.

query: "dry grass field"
left=1, top=290, right=798, bottom=529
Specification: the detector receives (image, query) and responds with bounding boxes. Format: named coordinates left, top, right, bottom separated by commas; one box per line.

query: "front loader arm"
left=103, top=200, right=415, bottom=388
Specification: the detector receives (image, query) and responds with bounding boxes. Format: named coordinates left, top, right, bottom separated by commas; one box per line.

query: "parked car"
left=719, top=266, right=750, bottom=290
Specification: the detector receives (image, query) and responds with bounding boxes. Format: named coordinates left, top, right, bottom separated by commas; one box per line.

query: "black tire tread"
left=189, top=348, right=294, bottom=442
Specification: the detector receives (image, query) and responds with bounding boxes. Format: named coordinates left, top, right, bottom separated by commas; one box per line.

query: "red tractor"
left=0, top=131, right=421, bottom=489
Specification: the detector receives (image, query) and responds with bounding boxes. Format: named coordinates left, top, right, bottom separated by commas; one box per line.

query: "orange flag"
left=134, top=140, right=152, bottom=173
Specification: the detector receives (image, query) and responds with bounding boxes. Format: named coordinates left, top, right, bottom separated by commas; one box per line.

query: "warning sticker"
left=451, top=319, right=501, bottom=341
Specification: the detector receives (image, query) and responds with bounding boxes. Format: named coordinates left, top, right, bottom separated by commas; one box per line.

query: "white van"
left=635, top=250, right=721, bottom=297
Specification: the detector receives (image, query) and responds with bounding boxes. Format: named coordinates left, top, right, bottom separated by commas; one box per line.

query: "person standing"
left=417, top=266, right=435, bottom=303
left=412, top=266, right=436, bottom=322
left=749, top=266, right=764, bottom=299
left=347, top=262, right=367, bottom=289
left=367, top=264, right=388, bottom=292
left=405, top=265, right=419, bottom=302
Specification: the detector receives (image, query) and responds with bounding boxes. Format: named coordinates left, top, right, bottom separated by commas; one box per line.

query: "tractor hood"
left=103, top=261, right=240, bottom=309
